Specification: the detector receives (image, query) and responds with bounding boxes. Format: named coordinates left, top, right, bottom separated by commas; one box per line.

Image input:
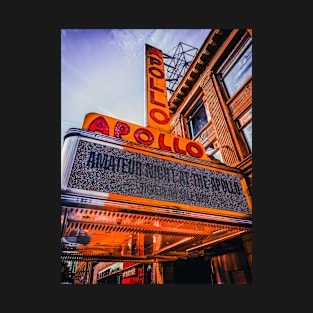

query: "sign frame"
left=62, top=128, right=252, bottom=220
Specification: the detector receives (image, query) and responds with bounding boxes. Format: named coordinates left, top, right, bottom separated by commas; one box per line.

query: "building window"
left=206, top=143, right=223, bottom=163
left=187, top=97, right=210, bottom=139
left=219, top=34, right=252, bottom=98
left=238, top=107, right=252, bottom=152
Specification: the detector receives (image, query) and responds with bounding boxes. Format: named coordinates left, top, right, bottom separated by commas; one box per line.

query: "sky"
left=61, top=29, right=212, bottom=147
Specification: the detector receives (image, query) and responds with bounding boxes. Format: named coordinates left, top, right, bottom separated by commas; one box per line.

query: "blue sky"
left=61, top=29, right=211, bottom=147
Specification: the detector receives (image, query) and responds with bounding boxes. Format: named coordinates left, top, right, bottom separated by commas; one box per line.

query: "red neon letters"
left=87, top=116, right=204, bottom=159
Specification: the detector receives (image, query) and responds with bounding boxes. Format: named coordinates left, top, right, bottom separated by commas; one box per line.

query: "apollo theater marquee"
left=61, top=44, right=252, bottom=264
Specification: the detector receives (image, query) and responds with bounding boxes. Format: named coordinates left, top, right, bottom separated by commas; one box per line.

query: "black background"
left=4, top=2, right=301, bottom=312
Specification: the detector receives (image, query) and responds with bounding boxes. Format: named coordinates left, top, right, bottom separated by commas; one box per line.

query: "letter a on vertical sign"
left=145, top=44, right=171, bottom=133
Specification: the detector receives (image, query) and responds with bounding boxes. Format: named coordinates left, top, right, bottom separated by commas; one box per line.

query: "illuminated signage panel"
left=145, top=44, right=171, bottom=132
left=82, top=112, right=213, bottom=161
left=97, top=263, right=123, bottom=279
left=65, top=135, right=251, bottom=216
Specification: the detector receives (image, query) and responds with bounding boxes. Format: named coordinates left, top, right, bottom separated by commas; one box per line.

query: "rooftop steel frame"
left=163, top=42, right=198, bottom=97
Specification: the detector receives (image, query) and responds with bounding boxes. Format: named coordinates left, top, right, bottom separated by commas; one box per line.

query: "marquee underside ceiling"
left=61, top=198, right=251, bottom=263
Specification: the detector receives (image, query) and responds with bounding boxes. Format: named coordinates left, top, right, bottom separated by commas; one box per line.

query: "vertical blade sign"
left=145, top=44, right=171, bottom=132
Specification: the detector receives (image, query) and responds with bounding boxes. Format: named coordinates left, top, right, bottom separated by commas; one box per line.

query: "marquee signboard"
left=82, top=112, right=215, bottom=162
left=62, top=42, right=252, bottom=221
left=61, top=128, right=252, bottom=219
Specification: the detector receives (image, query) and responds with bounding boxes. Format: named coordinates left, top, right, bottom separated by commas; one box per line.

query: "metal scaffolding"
left=163, top=42, right=198, bottom=97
